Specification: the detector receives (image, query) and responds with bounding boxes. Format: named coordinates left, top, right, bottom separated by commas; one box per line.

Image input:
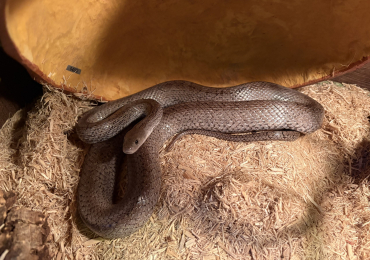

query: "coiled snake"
left=76, top=81, right=324, bottom=238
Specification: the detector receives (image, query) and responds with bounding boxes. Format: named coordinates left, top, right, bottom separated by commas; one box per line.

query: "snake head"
left=122, top=127, right=151, bottom=154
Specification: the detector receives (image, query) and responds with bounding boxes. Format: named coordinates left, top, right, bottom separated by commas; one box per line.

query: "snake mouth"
left=122, top=138, right=140, bottom=154
left=123, top=147, right=135, bottom=154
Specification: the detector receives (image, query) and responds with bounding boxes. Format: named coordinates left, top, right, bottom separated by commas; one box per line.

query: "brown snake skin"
left=76, top=81, right=324, bottom=238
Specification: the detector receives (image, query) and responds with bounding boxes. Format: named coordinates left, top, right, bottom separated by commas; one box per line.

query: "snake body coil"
left=76, top=81, right=324, bottom=238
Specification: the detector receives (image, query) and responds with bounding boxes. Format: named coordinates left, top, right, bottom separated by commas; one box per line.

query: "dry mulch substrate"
left=0, top=81, right=370, bottom=260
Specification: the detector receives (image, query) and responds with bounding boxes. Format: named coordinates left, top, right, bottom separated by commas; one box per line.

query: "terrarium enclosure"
left=1, top=0, right=370, bottom=259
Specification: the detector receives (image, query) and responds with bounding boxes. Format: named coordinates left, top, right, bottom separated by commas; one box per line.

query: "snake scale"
left=76, top=81, right=324, bottom=238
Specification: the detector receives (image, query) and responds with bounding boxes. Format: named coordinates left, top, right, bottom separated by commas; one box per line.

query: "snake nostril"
left=135, top=140, right=139, bottom=145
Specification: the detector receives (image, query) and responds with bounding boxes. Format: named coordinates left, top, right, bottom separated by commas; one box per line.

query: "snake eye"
left=135, top=140, right=139, bottom=145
